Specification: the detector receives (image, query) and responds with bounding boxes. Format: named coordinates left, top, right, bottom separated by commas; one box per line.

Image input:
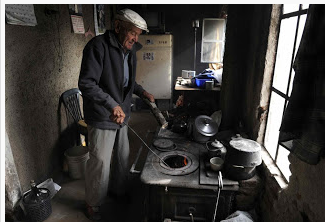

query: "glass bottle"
left=24, top=180, right=42, bottom=204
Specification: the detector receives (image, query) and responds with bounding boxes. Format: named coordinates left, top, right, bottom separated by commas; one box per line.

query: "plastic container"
left=64, top=146, right=89, bottom=179
left=205, top=80, right=214, bottom=90
left=195, top=78, right=211, bottom=88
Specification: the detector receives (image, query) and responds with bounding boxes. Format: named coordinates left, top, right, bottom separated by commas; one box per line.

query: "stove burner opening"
left=163, top=155, right=188, bottom=169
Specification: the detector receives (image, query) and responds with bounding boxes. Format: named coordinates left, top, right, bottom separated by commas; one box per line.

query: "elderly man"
left=78, top=8, right=154, bottom=220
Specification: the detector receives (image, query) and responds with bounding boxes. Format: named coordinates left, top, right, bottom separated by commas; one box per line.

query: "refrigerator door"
left=136, top=35, right=173, bottom=99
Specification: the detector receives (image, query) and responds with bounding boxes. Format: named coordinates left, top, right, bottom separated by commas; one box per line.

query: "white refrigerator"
left=136, top=34, right=173, bottom=99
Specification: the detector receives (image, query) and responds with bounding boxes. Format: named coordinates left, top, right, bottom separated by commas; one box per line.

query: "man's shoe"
left=85, top=204, right=101, bottom=221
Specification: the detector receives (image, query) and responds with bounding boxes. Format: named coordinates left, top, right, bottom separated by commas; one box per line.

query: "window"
left=264, top=4, right=309, bottom=182
left=201, top=18, right=226, bottom=63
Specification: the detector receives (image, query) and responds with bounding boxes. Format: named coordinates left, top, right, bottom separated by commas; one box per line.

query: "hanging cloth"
left=279, top=5, right=325, bottom=165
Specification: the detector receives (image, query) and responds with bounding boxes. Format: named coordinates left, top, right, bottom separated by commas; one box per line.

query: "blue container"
left=195, top=78, right=211, bottom=88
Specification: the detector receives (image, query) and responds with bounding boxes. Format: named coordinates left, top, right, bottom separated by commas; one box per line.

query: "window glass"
left=294, top=14, right=307, bottom=57
left=201, top=19, right=226, bottom=63
left=301, top=4, right=309, bottom=10
left=276, top=145, right=291, bottom=181
left=264, top=92, right=285, bottom=159
left=201, top=42, right=224, bottom=63
left=202, top=19, right=225, bottom=41
left=273, top=16, right=297, bottom=94
left=283, top=4, right=299, bottom=14
left=288, top=69, right=296, bottom=97
left=289, top=15, right=307, bottom=97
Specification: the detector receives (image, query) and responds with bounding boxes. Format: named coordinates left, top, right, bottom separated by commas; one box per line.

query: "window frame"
left=264, top=4, right=308, bottom=183
left=200, top=18, right=226, bottom=63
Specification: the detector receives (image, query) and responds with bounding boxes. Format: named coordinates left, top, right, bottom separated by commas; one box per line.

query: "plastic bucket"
left=64, top=146, right=89, bottom=179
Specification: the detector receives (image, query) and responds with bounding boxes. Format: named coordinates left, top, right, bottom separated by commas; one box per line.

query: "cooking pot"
left=224, top=164, right=256, bottom=180
left=193, top=115, right=218, bottom=143
left=226, top=137, right=262, bottom=167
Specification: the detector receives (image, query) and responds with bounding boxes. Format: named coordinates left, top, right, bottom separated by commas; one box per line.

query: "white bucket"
left=64, top=146, right=89, bottom=179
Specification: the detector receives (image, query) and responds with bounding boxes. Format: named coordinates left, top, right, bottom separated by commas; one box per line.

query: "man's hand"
left=110, top=105, right=125, bottom=125
left=143, top=91, right=155, bottom=103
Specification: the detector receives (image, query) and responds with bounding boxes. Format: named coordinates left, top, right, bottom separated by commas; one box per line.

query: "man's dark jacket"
left=78, top=30, right=145, bottom=129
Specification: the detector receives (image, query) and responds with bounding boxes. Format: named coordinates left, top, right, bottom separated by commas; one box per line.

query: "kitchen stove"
left=140, top=128, right=239, bottom=221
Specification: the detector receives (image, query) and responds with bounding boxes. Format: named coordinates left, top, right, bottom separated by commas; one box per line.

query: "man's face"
left=116, top=21, right=142, bottom=51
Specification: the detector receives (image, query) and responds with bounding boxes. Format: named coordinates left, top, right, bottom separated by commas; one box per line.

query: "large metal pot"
left=226, top=137, right=262, bottom=167
left=192, top=115, right=218, bottom=143
left=224, top=164, right=256, bottom=180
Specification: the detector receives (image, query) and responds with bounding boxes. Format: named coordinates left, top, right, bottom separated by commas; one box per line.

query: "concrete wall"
left=5, top=4, right=96, bottom=194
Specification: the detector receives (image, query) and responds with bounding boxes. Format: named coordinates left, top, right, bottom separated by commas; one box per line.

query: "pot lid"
left=229, top=138, right=261, bottom=152
left=153, top=138, right=176, bottom=151
left=194, top=115, right=218, bottom=137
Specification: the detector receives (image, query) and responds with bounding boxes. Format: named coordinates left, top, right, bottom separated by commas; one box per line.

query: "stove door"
left=147, top=186, right=235, bottom=221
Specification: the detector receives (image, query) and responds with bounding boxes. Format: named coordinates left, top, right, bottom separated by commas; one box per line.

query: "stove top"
left=140, top=128, right=239, bottom=191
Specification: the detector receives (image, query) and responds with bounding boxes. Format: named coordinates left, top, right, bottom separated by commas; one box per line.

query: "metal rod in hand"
left=123, top=122, right=170, bottom=168
left=212, top=171, right=223, bottom=222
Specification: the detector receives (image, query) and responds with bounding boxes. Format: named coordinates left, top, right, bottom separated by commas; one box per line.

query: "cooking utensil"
left=212, top=171, right=223, bottom=222
left=123, top=122, right=170, bottom=168
left=193, top=115, right=218, bottom=143
left=143, top=98, right=168, bottom=129
left=206, top=140, right=227, bottom=159
left=227, top=137, right=262, bottom=167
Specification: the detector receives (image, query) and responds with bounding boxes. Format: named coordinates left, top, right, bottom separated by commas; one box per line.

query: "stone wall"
left=260, top=154, right=325, bottom=222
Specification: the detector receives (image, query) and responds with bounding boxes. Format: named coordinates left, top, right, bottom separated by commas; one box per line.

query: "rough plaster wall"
left=261, top=155, right=325, bottom=222
left=5, top=4, right=94, bottom=193
left=257, top=5, right=281, bottom=144
left=241, top=5, right=273, bottom=140
left=5, top=130, right=22, bottom=212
